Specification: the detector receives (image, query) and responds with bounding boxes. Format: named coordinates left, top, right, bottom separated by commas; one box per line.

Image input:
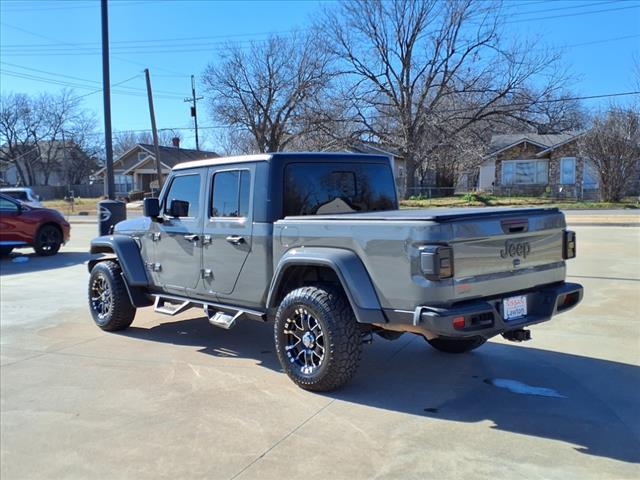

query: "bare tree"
left=62, top=113, right=101, bottom=185
left=202, top=32, right=334, bottom=153
left=0, top=93, right=43, bottom=185
left=579, top=106, right=640, bottom=202
left=211, top=128, right=258, bottom=156
left=323, top=0, right=567, bottom=195
left=1, top=90, right=101, bottom=186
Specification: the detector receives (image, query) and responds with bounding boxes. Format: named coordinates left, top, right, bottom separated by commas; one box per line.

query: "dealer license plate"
left=503, top=295, right=527, bottom=321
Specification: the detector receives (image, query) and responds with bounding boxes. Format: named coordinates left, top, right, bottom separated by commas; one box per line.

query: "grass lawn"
left=42, top=197, right=103, bottom=215
left=400, top=193, right=639, bottom=210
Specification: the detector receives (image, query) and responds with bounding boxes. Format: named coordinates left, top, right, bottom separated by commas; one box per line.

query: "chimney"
left=172, top=137, right=180, bottom=148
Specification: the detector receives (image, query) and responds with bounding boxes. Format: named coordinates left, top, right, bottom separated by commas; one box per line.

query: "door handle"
left=184, top=234, right=200, bottom=242
left=225, top=235, right=245, bottom=245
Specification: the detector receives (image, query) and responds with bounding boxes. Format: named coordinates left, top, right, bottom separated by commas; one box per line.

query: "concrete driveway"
left=1, top=223, right=639, bottom=479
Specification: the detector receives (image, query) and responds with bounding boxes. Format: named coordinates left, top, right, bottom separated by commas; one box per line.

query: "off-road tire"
left=426, top=336, right=486, bottom=353
left=34, top=224, right=62, bottom=256
left=274, top=285, right=362, bottom=392
left=88, top=261, right=136, bottom=331
left=0, top=247, right=13, bottom=256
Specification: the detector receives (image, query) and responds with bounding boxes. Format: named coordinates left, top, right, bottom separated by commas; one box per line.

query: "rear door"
left=150, top=171, right=205, bottom=296
left=200, top=164, right=254, bottom=298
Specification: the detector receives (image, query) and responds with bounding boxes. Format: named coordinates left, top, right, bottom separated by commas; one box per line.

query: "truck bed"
left=284, top=207, right=560, bottom=222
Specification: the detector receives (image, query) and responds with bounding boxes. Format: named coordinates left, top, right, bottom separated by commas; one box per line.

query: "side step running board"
left=205, top=307, right=244, bottom=330
left=154, top=296, right=192, bottom=316
left=151, top=294, right=266, bottom=330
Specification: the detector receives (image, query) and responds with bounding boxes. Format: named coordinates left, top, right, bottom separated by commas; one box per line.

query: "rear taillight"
left=563, top=230, right=576, bottom=259
left=420, top=246, right=453, bottom=280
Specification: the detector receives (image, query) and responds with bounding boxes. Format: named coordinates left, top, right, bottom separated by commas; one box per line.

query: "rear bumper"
left=380, top=282, right=583, bottom=340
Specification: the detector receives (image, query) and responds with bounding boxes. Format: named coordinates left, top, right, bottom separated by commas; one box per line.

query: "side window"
left=211, top=170, right=251, bottom=218
left=0, top=197, right=19, bottom=212
left=163, top=174, right=201, bottom=218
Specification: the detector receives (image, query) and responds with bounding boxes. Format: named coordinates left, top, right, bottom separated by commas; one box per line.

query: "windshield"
left=3, top=191, right=29, bottom=201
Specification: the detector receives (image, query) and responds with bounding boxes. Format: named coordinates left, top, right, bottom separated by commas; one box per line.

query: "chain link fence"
left=405, top=185, right=602, bottom=201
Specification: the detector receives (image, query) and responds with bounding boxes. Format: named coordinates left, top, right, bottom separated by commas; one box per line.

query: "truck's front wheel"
left=88, top=261, right=136, bottom=331
left=426, top=336, right=486, bottom=353
left=274, top=286, right=362, bottom=391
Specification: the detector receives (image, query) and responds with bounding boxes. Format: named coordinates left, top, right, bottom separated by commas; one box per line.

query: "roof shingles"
left=487, top=132, right=582, bottom=155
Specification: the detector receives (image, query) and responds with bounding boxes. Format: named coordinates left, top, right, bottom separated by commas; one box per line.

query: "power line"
left=508, top=0, right=622, bottom=17
left=2, top=1, right=638, bottom=57
left=78, top=90, right=640, bottom=137
left=0, top=70, right=183, bottom=100
left=0, top=1, right=148, bottom=13
left=506, top=3, right=640, bottom=24
left=0, top=29, right=299, bottom=49
left=0, top=61, right=186, bottom=97
left=0, top=22, right=186, bottom=76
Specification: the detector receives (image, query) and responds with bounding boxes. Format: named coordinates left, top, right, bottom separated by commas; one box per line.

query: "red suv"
left=0, top=193, right=71, bottom=256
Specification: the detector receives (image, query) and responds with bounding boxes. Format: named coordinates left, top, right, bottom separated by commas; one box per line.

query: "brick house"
left=477, top=132, right=600, bottom=198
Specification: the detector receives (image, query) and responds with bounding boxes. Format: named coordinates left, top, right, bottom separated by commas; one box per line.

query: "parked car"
left=87, top=153, right=582, bottom=391
left=0, top=187, right=43, bottom=207
left=0, top=193, right=70, bottom=256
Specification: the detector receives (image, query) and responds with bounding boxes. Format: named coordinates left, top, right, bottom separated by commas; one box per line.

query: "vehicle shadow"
left=0, top=251, right=97, bottom=275
left=121, top=315, right=640, bottom=465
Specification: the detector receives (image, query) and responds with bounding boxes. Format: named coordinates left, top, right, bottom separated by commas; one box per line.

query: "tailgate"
left=449, top=210, right=567, bottom=300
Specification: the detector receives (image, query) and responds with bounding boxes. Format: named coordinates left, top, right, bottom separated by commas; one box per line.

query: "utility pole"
left=184, top=75, right=203, bottom=150
left=144, top=68, right=164, bottom=191
left=101, top=0, right=115, bottom=199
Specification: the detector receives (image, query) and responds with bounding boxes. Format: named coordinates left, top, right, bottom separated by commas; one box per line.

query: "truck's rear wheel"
left=88, top=261, right=136, bottom=331
left=426, top=336, right=486, bottom=353
left=274, top=286, right=362, bottom=391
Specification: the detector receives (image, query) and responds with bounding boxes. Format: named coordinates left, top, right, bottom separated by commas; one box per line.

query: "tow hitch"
left=502, top=329, right=531, bottom=342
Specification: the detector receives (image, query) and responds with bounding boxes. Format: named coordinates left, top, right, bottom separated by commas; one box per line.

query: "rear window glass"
left=283, top=162, right=397, bottom=216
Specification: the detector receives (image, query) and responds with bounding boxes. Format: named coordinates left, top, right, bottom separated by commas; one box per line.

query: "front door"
left=0, top=196, right=30, bottom=247
left=150, top=171, right=204, bottom=296
left=200, top=165, right=254, bottom=298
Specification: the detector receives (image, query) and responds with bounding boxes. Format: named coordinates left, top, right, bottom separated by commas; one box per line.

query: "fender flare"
left=267, top=247, right=386, bottom=324
left=89, top=235, right=149, bottom=287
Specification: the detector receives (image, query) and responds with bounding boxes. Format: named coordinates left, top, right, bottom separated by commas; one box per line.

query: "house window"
left=583, top=161, right=599, bottom=187
left=560, top=157, right=576, bottom=184
left=502, top=160, right=548, bottom=185
left=114, top=174, right=133, bottom=193
left=138, top=151, right=149, bottom=162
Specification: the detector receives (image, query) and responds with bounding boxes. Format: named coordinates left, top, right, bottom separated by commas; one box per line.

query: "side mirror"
left=168, top=199, right=189, bottom=218
left=143, top=197, right=160, bottom=218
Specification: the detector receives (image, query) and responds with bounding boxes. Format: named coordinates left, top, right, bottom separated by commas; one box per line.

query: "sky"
left=1, top=0, right=639, bottom=152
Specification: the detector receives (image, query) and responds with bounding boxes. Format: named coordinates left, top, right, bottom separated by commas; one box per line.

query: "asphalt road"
left=1, top=223, right=639, bottom=479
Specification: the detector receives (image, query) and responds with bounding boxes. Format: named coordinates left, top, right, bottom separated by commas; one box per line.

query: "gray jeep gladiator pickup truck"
left=88, top=153, right=583, bottom=391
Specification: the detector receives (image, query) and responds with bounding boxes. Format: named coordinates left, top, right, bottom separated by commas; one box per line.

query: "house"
left=477, top=132, right=599, bottom=198
left=347, top=143, right=407, bottom=198
left=0, top=140, right=98, bottom=187
left=95, top=141, right=218, bottom=197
